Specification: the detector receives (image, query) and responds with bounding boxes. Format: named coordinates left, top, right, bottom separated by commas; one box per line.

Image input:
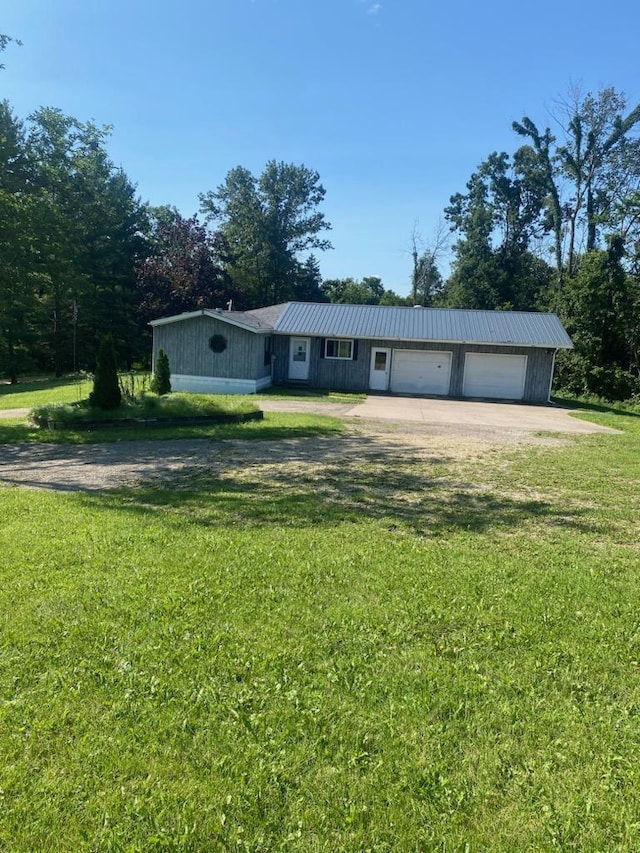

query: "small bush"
left=586, top=365, right=639, bottom=402
left=89, top=336, right=121, bottom=410
left=151, top=349, right=171, bottom=396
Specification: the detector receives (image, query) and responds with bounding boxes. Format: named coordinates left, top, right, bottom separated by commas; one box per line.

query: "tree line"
left=1, top=42, right=639, bottom=400
left=437, top=88, right=640, bottom=400
left=352, top=87, right=640, bottom=400
left=0, top=98, right=335, bottom=381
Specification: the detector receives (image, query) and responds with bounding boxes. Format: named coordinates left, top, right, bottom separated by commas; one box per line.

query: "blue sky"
left=3, top=0, right=639, bottom=295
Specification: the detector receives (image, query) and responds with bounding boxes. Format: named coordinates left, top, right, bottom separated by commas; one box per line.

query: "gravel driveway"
left=0, top=398, right=617, bottom=493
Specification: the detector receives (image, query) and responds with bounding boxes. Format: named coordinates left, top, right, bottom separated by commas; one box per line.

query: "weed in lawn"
left=29, top=391, right=259, bottom=428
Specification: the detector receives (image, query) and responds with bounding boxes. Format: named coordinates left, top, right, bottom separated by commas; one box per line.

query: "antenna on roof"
left=226, top=300, right=233, bottom=311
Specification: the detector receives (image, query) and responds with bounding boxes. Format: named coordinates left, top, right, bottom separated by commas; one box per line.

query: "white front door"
left=369, top=347, right=391, bottom=391
left=289, top=337, right=310, bottom=380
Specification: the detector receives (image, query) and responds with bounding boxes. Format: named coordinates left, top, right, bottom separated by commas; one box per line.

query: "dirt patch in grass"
left=0, top=408, right=29, bottom=420
left=0, top=415, right=570, bottom=494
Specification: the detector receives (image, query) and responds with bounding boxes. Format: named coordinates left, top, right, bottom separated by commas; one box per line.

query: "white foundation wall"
left=170, top=375, right=272, bottom=395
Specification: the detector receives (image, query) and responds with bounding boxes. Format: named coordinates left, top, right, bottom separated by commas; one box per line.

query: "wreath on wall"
left=209, top=334, right=227, bottom=354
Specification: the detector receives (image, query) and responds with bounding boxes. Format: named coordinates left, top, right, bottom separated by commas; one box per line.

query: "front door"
left=289, top=337, right=310, bottom=380
left=369, top=347, right=391, bottom=391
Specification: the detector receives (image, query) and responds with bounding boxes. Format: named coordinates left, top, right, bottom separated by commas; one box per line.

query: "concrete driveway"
left=346, top=396, right=616, bottom=434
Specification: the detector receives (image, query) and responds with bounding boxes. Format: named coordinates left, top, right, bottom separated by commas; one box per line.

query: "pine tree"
left=151, top=348, right=171, bottom=395
left=89, top=335, right=121, bottom=409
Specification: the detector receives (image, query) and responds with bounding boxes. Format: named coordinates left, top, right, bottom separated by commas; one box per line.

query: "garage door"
left=390, top=350, right=452, bottom=395
left=463, top=353, right=527, bottom=400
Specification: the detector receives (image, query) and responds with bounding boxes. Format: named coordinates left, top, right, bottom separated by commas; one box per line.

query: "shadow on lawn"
left=0, top=415, right=342, bottom=451
left=553, top=396, right=640, bottom=419
left=81, top=431, right=595, bottom=538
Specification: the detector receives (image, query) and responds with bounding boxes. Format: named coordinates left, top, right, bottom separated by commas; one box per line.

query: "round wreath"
left=209, top=334, right=227, bottom=354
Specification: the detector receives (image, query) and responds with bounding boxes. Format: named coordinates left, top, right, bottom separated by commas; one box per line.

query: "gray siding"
left=153, top=315, right=268, bottom=380
left=272, top=336, right=556, bottom=403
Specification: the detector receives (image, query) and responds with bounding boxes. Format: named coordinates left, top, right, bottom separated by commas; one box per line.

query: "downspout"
left=547, top=349, right=558, bottom=404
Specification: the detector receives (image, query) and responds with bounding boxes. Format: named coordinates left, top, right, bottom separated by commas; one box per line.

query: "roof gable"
left=149, top=308, right=272, bottom=333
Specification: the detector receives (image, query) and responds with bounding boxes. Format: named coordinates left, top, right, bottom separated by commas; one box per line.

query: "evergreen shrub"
left=89, top=336, right=122, bottom=410
left=151, top=348, right=172, bottom=396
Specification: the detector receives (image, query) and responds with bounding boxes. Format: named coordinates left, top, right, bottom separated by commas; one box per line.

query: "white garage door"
left=390, top=350, right=452, bottom=395
left=463, top=353, right=527, bottom=400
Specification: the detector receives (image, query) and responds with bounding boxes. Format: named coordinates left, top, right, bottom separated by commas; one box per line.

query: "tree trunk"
left=8, top=337, right=18, bottom=384
left=53, top=289, right=63, bottom=377
left=586, top=185, right=597, bottom=251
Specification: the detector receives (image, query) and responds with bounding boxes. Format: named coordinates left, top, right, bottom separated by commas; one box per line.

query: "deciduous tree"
left=556, top=238, right=638, bottom=399
left=136, top=208, right=235, bottom=323
left=442, top=149, right=553, bottom=310
left=0, top=33, right=22, bottom=70
left=513, top=87, right=640, bottom=280
left=200, top=161, right=332, bottom=306
left=410, top=222, right=447, bottom=306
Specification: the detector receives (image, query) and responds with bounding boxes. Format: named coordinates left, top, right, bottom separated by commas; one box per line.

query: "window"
left=325, top=339, right=354, bottom=360
left=209, top=334, right=227, bottom=353
left=374, top=351, right=387, bottom=371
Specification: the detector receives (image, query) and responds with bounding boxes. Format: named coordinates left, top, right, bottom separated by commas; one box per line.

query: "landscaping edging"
left=45, top=410, right=264, bottom=431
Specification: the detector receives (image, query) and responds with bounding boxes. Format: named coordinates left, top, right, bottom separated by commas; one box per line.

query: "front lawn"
left=1, top=399, right=639, bottom=850
left=0, top=376, right=366, bottom=413
left=0, top=379, right=349, bottom=445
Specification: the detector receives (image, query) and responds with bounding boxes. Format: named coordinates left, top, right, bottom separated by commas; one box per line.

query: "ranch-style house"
left=150, top=301, right=573, bottom=403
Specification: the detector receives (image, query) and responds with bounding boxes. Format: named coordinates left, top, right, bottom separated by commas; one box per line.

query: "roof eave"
left=149, top=310, right=208, bottom=327
left=272, top=330, right=573, bottom=349
left=150, top=309, right=272, bottom=333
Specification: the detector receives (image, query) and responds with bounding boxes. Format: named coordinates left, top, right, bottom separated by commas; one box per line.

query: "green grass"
left=1, top=392, right=640, bottom=849
left=0, top=376, right=92, bottom=409
left=0, top=377, right=366, bottom=412
left=553, top=391, right=640, bottom=417
left=0, top=377, right=350, bottom=444
left=0, top=411, right=344, bottom=445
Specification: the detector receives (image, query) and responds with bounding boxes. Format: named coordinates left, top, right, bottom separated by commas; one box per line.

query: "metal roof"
left=150, top=302, right=573, bottom=349
left=272, top=303, right=573, bottom=349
